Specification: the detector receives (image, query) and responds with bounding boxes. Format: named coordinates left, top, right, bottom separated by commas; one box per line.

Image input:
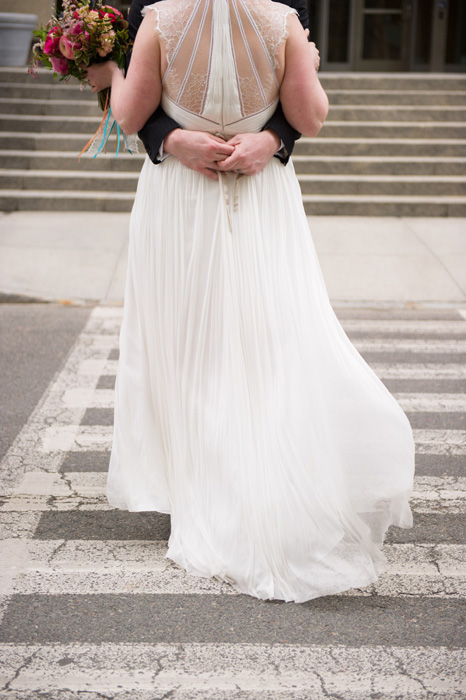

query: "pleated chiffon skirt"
left=107, top=155, right=415, bottom=602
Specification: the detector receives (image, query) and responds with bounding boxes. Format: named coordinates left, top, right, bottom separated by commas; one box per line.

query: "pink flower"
left=99, top=6, right=123, bottom=23
left=70, top=21, right=84, bottom=36
left=44, top=29, right=62, bottom=56
left=98, top=30, right=115, bottom=57
left=59, top=36, right=75, bottom=60
left=50, top=56, right=69, bottom=75
left=98, top=42, right=113, bottom=57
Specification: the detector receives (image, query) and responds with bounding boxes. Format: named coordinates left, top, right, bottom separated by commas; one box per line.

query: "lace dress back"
left=143, top=0, right=296, bottom=135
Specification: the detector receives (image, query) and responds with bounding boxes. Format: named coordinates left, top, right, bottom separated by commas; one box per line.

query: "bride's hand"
left=163, top=129, right=235, bottom=180
left=85, top=61, right=120, bottom=92
left=216, top=130, right=281, bottom=176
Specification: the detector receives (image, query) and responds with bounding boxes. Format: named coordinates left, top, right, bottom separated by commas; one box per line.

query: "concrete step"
left=0, top=189, right=134, bottom=211
left=301, top=194, right=466, bottom=216
left=327, top=106, right=466, bottom=122
left=294, top=138, right=466, bottom=157
left=0, top=82, right=96, bottom=101
left=0, top=68, right=74, bottom=84
left=291, top=155, right=466, bottom=176
left=326, top=90, right=466, bottom=106
left=1, top=132, right=465, bottom=158
left=319, top=122, right=466, bottom=139
left=0, top=132, right=121, bottom=152
left=0, top=169, right=139, bottom=192
left=318, top=73, right=466, bottom=91
left=3, top=67, right=466, bottom=89
left=0, top=150, right=145, bottom=172
left=0, top=67, right=463, bottom=216
left=0, top=98, right=100, bottom=117
left=0, top=68, right=83, bottom=84
left=1, top=169, right=465, bottom=198
left=1, top=188, right=464, bottom=216
left=1, top=114, right=465, bottom=139
left=2, top=151, right=464, bottom=176
left=297, top=174, right=466, bottom=196
left=5, top=98, right=466, bottom=122
left=3, top=82, right=465, bottom=107
left=0, top=114, right=103, bottom=134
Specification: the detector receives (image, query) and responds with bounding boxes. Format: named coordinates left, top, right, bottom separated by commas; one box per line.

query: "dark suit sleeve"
left=292, top=0, right=310, bottom=32
left=262, top=102, right=300, bottom=165
left=127, top=0, right=181, bottom=164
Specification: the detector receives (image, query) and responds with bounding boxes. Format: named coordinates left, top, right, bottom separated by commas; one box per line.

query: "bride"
left=87, top=0, right=415, bottom=603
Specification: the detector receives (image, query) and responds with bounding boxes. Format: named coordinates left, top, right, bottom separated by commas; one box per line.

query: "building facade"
left=308, top=0, right=466, bottom=72
left=52, top=0, right=466, bottom=73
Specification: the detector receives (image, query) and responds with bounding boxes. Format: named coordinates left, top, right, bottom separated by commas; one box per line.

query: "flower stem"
left=98, top=87, right=110, bottom=111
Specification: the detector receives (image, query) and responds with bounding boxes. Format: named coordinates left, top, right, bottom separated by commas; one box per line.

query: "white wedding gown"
left=107, top=0, right=415, bottom=602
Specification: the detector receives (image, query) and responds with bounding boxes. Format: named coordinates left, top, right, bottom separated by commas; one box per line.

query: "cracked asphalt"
left=0, top=303, right=465, bottom=699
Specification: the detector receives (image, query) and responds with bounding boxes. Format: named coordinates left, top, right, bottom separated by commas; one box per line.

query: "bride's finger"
left=199, top=167, right=219, bottom=181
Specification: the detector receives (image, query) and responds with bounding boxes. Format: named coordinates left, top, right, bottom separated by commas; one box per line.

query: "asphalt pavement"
left=0, top=209, right=465, bottom=698
left=0, top=302, right=465, bottom=698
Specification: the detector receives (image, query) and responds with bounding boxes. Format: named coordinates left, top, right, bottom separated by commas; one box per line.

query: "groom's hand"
left=216, top=130, right=281, bottom=176
left=163, top=129, right=235, bottom=180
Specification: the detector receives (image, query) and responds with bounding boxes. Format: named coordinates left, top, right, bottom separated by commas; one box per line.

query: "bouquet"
left=30, top=0, right=136, bottom=157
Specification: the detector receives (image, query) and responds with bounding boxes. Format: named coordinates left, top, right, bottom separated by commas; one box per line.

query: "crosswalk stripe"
left=78, top=359, right=466, bottom=380
left=370, top=363, right=466, bottom=379
left=61, top=388, right=466, bottom=411
left=8, top=472, right=465, bottom=498
left=37, top=425, right=466, bottom=455
left=340, top=320, right=466, bottom=335
left=0, top=540, right=463, bottom=598
left=352, top=339, right=466, bottom=352
left=2, top=474, right=464, bottom=515
left=393, top=393, right=466, bottom=411
left=0, top=643, right=464, bottom=697
left=62, top=388, right=114, bottom=408
left=413, top=429, right=466, bottom=454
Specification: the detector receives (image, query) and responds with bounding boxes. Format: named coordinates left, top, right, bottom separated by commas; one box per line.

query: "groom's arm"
left=290, top=0, right=310, bottom=33
left=261, top=103, right=300, bottom=165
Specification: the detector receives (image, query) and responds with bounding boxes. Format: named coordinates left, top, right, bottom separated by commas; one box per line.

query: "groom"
left=128, top=0, right=314, bottom=179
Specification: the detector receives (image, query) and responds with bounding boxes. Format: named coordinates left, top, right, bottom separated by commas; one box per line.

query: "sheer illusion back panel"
left=144, top=0, right=295, bottom=126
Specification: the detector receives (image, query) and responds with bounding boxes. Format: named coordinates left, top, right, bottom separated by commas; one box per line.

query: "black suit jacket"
left=128, top=0, right=308, bottom=164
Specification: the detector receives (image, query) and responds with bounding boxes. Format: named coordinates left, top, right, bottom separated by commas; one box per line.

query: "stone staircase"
left=0, top=67, right=465, bottom=215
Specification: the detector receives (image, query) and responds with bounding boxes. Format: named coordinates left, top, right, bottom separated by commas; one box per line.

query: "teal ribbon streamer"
left=90, top=107, right=135, bottom=159
left=93, top=107, right=113, bottom=159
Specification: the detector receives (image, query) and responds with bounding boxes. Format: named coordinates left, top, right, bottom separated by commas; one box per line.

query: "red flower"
left=44, top=28, right=62, bottom=56
left=70, top=21, right=84, bottom=36
left=98, top=6, right=123, bottom=23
